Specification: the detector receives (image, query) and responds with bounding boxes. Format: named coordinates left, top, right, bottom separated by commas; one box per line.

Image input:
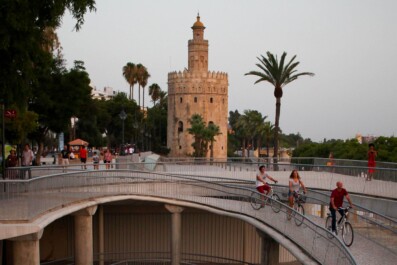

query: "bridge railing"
left=0, top=170, right=356, bottom=265
left=4, top=160, right=397, bottom=199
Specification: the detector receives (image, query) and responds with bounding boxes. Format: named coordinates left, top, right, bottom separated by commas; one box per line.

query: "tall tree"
left=136, top=64, right=150, bottom=109
left=148, top=83, right=161, bottom=106
left=0, top=0, right=96, bottom=109
left=246, top=51, right=314, bottom=167
left=188, top=114, right=207, bottom=157
left=122, top=62, right=137, bottom=101
left=236, top=110, right=265, bottom=157
left=206, top=122, right=222, bottom=160
left=141, top=70, right=150, bottom=110
left=28, top=60, right=92, bottom=163
left=263, top=121, right=275, bottom=158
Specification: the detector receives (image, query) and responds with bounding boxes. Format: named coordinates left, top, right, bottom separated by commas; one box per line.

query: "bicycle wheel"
left=342, top=221, right=354, bottom=246
left=325, top=216, right=334, bottom=239
left=294, top=204, right=305, bottom=226
left=250, top=192, right=262, bottom=210
left=270, top=193, right=281, bottom=213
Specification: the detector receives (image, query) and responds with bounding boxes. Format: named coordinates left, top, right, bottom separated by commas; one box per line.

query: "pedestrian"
left=92, top=151, right=100, bottom=170
left=327, top=152, right=334, bottom=166
left=329, top=181, right=353, bottom=235
left=5, top=149, right=19, bottom=179
left=79, top=145, right=87, bottom=169
left=367, top=143, right=377, bottom=181
left=21, top=144, right=34, bottom=166
left=104, top=149, right=113, bottom=170
left=61, top=145, right=70, bottom=166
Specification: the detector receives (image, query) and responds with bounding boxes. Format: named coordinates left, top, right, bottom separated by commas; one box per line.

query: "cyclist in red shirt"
left=329, top=181, right=353, bottom=234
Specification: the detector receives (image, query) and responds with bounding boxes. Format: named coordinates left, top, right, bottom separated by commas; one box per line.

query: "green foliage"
left=0, top=0, right=96, bottom=108
left=293, top=137, right=397, bottom=163
left=188, top=114, right=221, bottom=157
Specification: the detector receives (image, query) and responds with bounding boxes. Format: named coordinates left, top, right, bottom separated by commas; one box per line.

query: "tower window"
left=194, top=97, right=197, bottom=103
left=180, top=97, right=183, bottom=103
left=178, top=121, right=184, bottom=133
left=210, top=98, right=213, bottom=103
left=179, top=145, right=182, bottom=149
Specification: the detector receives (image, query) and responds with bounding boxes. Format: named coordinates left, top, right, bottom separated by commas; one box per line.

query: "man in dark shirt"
left=329, top=181, right=353, bottom=234
left=61, top=145, right=70, bottom=166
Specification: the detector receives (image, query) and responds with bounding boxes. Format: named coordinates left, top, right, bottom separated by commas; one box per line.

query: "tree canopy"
left=0, top=0, right=96, bottom=108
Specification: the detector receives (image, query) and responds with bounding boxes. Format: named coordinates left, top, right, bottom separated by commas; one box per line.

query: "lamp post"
left=119, top=109, right=127, bottom=155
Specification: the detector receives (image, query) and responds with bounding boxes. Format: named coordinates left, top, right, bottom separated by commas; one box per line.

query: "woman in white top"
left=288, top=170, right=307, bottom=208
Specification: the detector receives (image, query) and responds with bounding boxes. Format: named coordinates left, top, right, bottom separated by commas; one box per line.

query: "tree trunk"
left=257, top=138, right=261, bottom=160
left=274, top=97, right=281, bottom=170
left=138, top=85, right=141, bottom=107
left=242, top=138, right=246, bottom=159
left=142, top=87, right=145, bottom=110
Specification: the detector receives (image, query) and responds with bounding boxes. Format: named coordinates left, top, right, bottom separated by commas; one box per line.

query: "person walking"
left=21, top=144, right=34, bottom=166
left=92, top=151, right=100, bottom=170
left=329, top=181, right=353, bottom=235
left=61, top=145, right=70, bottom=166
left=79, top=145, right=88, bottom=169
left=5, top=149, right=19, bottom=179
left=367, top=143, right=377, bottom=181
left=104, top=149, right=113, bottom=170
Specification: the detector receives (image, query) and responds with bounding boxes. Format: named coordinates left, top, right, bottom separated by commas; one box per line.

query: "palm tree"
left=122, top=62, right=137, bottom=100
left=245, top=51, right=314, bottom=167
left=237, top=110, right=265, bottom=158
left=206, top=122, right=222, bottom=160
left=148, top=83, right=161, bottom=106
left=188, top=114, right=207, bottom=157
left=158, top=90, right=168, bottom=107
left=136, top=64, right=150, bottom=108
left=141, top=70, right=150, bottom=110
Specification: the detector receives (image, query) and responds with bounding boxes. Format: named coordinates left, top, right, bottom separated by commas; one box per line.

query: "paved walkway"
left=162, top=164, right=397, bottom=199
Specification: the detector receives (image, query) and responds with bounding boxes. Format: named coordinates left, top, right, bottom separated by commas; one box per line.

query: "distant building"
left=167, top=15, right=228, bottom=158
left=356, top=133, right=377, bottom=144
left=91, top=85, right=117, bottom=100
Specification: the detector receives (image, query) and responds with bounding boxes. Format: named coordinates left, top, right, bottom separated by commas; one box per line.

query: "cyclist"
left=288, top=170, right=307, bottom=208
left=329, top=181, right=354, bottom=235
left=256, top=165, right=278, bottom=197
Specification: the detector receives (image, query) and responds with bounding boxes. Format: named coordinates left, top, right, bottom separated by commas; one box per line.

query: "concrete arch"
left=1, top=194, right=317, bottom=264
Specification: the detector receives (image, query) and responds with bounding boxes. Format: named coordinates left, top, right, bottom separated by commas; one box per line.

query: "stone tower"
left=167, top=15, right=228, bottom=158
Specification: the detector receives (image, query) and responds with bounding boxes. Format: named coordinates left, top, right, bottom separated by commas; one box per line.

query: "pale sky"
left=57, top=0, right=397, bottom=142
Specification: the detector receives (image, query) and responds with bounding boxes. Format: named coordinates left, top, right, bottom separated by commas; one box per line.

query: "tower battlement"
left=168, top=71, right=228, bottom=81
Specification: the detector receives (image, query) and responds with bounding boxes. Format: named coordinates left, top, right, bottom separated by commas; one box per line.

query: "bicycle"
left=250, top=183, right=281, bottom=213
left=325, top=206, right=354, bottom=247
left=288, top=191, right=306, bottom=226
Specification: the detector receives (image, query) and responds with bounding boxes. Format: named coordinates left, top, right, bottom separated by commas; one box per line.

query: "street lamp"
left=119, top=109, right=127, bottom=155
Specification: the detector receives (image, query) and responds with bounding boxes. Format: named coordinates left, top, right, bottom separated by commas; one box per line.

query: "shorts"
left=104, top=160, right=111, bottom=163
left=257, top=184, right=271, bottom=193
left=80, top=158, right=87, bottom=163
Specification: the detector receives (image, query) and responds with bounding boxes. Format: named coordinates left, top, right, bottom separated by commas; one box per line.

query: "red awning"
left=68, top=138, right=89, bottom=146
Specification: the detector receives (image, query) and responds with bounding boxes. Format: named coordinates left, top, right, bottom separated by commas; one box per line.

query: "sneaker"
left=332, top=231, right=337, bottom=236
